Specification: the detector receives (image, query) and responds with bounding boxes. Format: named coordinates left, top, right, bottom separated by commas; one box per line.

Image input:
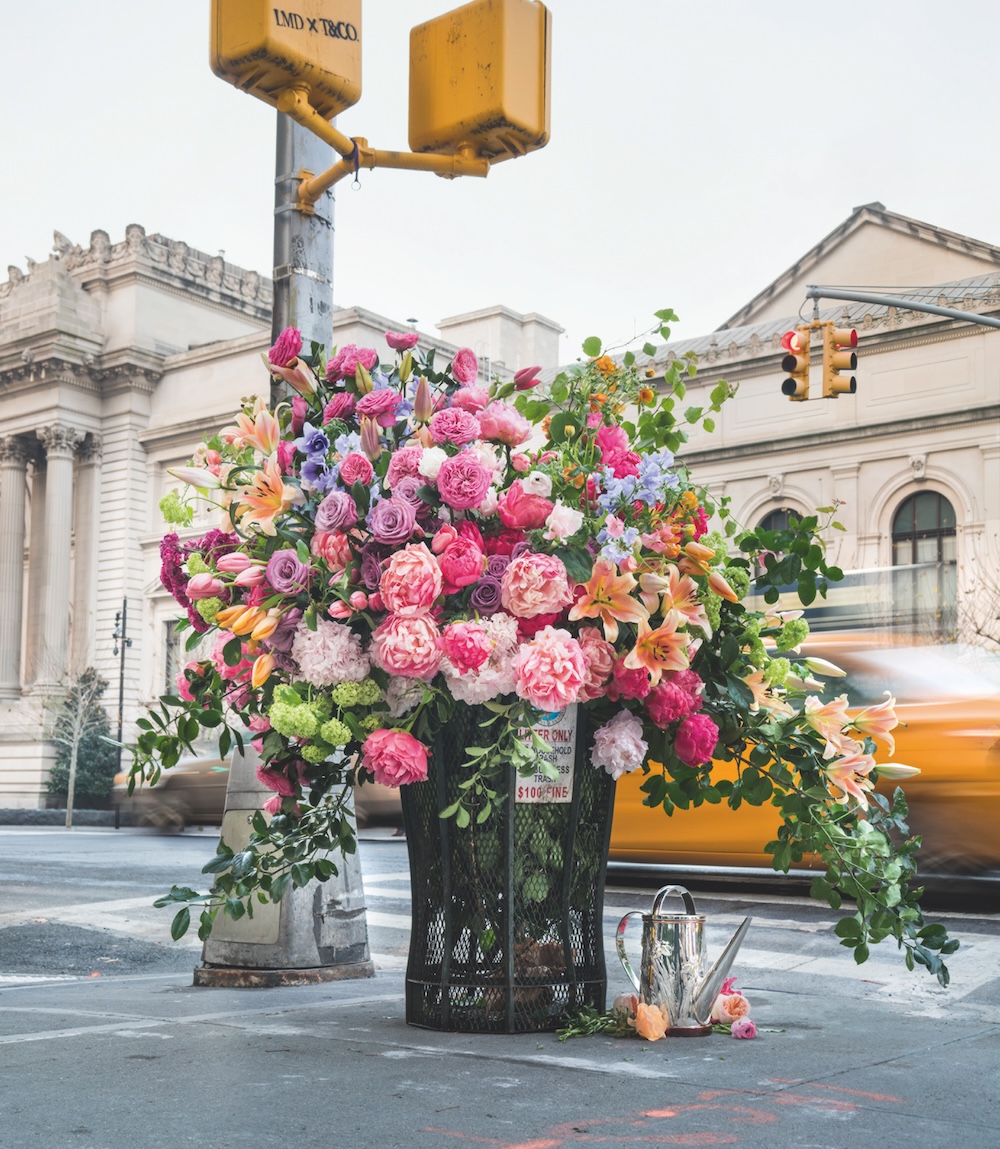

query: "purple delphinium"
left=294, top=422, right=329, bottom=461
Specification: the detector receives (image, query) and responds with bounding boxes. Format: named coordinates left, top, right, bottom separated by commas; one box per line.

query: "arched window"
left=891, top=492, right=957, bottom=638
left=757, top=507, right=797, bottom=533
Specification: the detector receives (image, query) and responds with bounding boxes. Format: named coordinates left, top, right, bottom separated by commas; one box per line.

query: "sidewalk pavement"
left=3, top=934, right=998, bottom=1149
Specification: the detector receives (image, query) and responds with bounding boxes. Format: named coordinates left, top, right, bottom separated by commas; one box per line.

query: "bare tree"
left=47, top=669, right=117, bottom=828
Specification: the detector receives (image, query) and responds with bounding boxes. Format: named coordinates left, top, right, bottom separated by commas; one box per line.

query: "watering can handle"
left=650, top=884, right=698, bottom=917
left=615, top=911, right=644, bottom=994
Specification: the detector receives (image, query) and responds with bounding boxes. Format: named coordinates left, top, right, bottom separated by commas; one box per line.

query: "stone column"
left=71, top=435, right=103, bottom=674
left=0, top=436, right=32, bottom=699
left=35, top=424, right=80, bottom=686
left=24, top=450, right=46, bottom=685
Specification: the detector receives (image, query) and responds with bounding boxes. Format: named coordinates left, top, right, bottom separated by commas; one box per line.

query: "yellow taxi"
left=610, top=634, right=1000, bottom=874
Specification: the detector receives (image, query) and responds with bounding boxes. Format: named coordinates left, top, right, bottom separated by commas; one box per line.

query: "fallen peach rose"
left=631, top=1002, right=669, bottom=1041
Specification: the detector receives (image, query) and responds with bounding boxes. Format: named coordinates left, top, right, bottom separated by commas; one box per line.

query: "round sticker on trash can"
left=515, top=704, right=577, bottom=803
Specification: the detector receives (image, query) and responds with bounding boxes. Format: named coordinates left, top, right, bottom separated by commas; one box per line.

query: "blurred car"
left=114, top=751, right=403, bottom=831
left=610, top=634, right=1000, bottom=874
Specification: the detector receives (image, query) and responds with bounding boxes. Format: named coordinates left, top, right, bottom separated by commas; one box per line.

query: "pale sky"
left=2, top=0, right=997, bottom=361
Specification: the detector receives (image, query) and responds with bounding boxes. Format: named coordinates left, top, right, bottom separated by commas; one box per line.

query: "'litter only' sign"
left=515, top=704, right=577, bottom=804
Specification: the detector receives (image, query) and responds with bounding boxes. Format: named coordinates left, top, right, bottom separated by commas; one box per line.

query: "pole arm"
left=276, top=88, right=490, bottom=207
left=806, top=285, right=1000, bottom=331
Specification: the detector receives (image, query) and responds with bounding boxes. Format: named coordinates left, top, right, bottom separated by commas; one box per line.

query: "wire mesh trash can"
left=401, top=703, right=616, bottom=1033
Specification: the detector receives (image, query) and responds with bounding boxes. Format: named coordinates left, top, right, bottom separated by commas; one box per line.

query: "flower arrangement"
left=140, top=311, right=957, bottom=984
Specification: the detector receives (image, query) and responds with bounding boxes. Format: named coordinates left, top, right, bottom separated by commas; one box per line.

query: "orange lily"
left=226, top=404, right=282, bottom=457
left=676, top=540, right=716, bottom=577
left=825, top=750, right=876, bottom=809
left=639, top=566, right=713, bottom=635
left=624, top=610, right=690, bottom=686
left=233, top=456, right=303, bottom=537
left=568, top=560, right=648, bottom=643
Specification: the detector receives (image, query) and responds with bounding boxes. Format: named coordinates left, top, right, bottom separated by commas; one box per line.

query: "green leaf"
left=642, top=342, right=657, bottom=357
left=560, top=545, right=594, bottom=586
left=170, top=907, right=191, bottom=940
left=547, top=412, right=580, bottom=444
left=582, top=336, right=602, bottom=357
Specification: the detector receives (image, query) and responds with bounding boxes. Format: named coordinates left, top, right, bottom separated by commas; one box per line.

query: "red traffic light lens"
left=780, top=330, right=801, bottom=352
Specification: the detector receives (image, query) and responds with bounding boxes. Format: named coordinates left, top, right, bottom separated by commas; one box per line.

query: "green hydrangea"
left=764, top=657, right=791, bottom=686
left=776, top=618, right=810, bottom=652
left=704, top=594, right=722, bottom=633
left=356, top=678, right=382, bottom=706
left=300, top=740, right=334, bottom=764
left=330, top=682, right=362, bottom=708
left=722, top=564, right=751, bottom=600
left=194, top=597, right=222, bottom=625
left=267, top=700, right=320, bottom=739
left=159, top=490, right=193, bottom=527
left=319, top=718, right=351, bottom=747
left=360, top=714, right=381, bottom=732
left=701, top=530, right=727, bottom=556
left=309, top=694, right=332, bottom=722
left=186, top=553, right=209, bottom=576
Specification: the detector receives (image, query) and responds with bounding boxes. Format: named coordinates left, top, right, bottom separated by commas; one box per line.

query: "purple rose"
left=265, top=550, right=310, bottom=595
left=315, top=490, right=358, bottom=532
left=368, top=496, right=418, bottom=546
left=469, top=576, right=503, bottom=614
left=264, top=607, right=303, bottom=654
left=360, top=545, right=387, bottom=591
left=485, top=553, right=510, bottom=578
left=392, top=474, right=429, bottom=513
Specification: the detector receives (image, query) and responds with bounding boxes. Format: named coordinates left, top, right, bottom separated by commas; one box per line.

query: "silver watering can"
left=615, top=884, right=751, bottom=1036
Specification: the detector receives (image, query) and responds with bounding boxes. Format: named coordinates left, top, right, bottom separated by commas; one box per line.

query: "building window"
left=164, top=620, right=183, bottom=692
left=891, top=491, right=957, bottom=638
left=757, top=508, right=798, bottom=533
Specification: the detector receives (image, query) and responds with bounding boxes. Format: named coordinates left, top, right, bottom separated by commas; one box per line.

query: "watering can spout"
left=691, top=915, right=752, bottom=1021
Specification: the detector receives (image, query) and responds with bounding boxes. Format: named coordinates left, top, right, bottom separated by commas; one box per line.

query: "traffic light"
left=780, top=328, right=810, bottom=401
left=821, top=325, right=857, bottom=398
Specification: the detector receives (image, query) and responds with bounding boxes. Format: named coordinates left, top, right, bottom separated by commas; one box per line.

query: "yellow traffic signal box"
left=409, top=0, right=551, bottom=160
left=210, top=0, right=362, bottom=120
left=780, top=328, right=810, bottom=401
left=821, top=325, right=858, bottom=397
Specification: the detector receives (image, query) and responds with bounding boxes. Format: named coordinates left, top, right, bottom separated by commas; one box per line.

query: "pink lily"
left=852, top=692, right=899, bottom=755
left=260, top=352, right=317, bottom=397
left=568, top=560, right=648, bottom=643
left=168, top=465, right=222, bottom=490
left=803, top=694, right=851, bottom=746
left=233, top=457, right=303, bottom=537
left=825, top=751, right=876, bottom=808
left=624, top=610, right=690, bottom=686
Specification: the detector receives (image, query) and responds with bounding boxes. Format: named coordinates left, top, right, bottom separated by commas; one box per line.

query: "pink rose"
left=451, top=385, right=490, bottom=414
left=385, top=330, right=419, bottom=351
left=338, top=452, right=374, bottom=488
left=385, top=444, right=425, bottom=488
left=436, top=451, right=492, bottom=510
left=730, top=1017, right=757, bottom=1040
left=323, top=393, right=356, bottom=424
left=379, top=543, right=443, bottom=617
left=268, top=327, right=302, bottom=368
left=325, top=344, right=378, bottom=381
left=512, top=626, right=587, bottom=712
left=440, top=621, right=492, bottom=674
left=674, top=712, right=720, bottom=767
left=429, top=407, right=481, bottom=446
left=372, top=614, right=443, bottom=679
left=500, top=552, right=573, bottom=618
left=362, top=728, right=430, bottom=787
left=438, top=537, right=485, bottom=594
left=543, top=501, right=585, bottom=542
left=498, top=479, right=554, bottom=530
left=256, top=763, right=297, bottom=796
left=356, top=389, right=403, bottom=428
left=591, top=710, right=648, bottom=780
left=711, top=991, right=751, bottom=1025
left=310, top=530, right=353, bottom=574
left=478, top=401, right=531, bottom=447
left=576, top=626, right=616, bottom=701
left=451, top=346, right=479, bottom=384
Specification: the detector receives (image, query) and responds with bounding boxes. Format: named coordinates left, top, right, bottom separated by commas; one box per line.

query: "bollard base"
left=193, top=961, right=375, bottom=988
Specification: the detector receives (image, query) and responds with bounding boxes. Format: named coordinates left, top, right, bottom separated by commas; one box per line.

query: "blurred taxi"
left=610, top=634, right=1000, bottom=873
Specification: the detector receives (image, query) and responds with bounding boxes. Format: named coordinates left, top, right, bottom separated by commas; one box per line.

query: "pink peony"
left=451, top=385, right=490, bottom=414
left=310, top=530, right=353, bottom=575
left=606, top=656, right=652, bottom=701
left=436, top=451, right=493, bottom=510
left=576, top=625, right=616, bottom=701
left=645, top=682, right=699, bottom=728
left=325, top=344, right=378, bottom=380
left=478, top=401, right=531, bottom=447
left=730, top=1017, right=757, bottom=1039
left=591, top=710, right=648, bottom=780
left=512, top=626, right=586, bottom=712
left=338, top=452, right=374, bottom=487
left=438, top=537, right=485, bottom=594
left=674, top=712, right=720, bottom=767
left=385, top=444, right=425, bottom=488
left=500, top=552, right=573, bottom=618
left=323, top=393, right=356, bottom=424
left=451, top=347, right=479, bottom=384
left=440, top=621, right=492, bottom=674
left=429, top=407, right=482, bottom=446
left=385, top=330, right=419, bottom=351
left=362, top=728, right=429, bottom=787
left=498, top=479, right=555, bottom=530
left=372, top=614, right=443, bottom=679
left=379, top=543, right=443, bottom=617
left=595, top=424, right=629, bottom=455
left=356, top=389, right=403, bottom=428
left=268, top=327, right=302, bottom=368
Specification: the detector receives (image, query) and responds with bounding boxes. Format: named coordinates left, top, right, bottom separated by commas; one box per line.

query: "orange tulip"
left=251, top=652, right=276, bottom=689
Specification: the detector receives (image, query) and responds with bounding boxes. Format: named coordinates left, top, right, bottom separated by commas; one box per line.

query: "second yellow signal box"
left=210, top=0, right=362, bottom=121
left=409, top=0, right=551, bottom=160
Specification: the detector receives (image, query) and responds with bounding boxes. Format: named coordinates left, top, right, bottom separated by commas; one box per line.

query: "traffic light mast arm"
left=806, top=285, right=1000, bottom=331
left=277, top=87, right=491, bottom=209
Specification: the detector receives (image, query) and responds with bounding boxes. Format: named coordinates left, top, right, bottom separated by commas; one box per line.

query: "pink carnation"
left=500, top=552, right=573, bottom=618
left=325, top=344, right=378, bottom=381
left=385, top=330, right=419, bottom=351
left=451, top=347, right=479, bottom=384
left=385, top=444, right=425, bottom=488
left=429, top=407, right=482, bottom=446
left=268, top=327, right=302, bottom=368
left=379, top=543, right=443, bottom=617
left=372, top=614, right=443, bottom=679
left=436, top=451, right=492, bottom=510
left=440, top=621, right=492, bottom=674
left=591, top=709, right=648, bottom=780
left=478, top=401, right=531, bottom=447
left=362, top=728, right=430, bottom=787
left=576, top=626, right=616, bottom=701
left=512, top=626, right=586, bottom=712
left=674, top=712, right=720, bottom=767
